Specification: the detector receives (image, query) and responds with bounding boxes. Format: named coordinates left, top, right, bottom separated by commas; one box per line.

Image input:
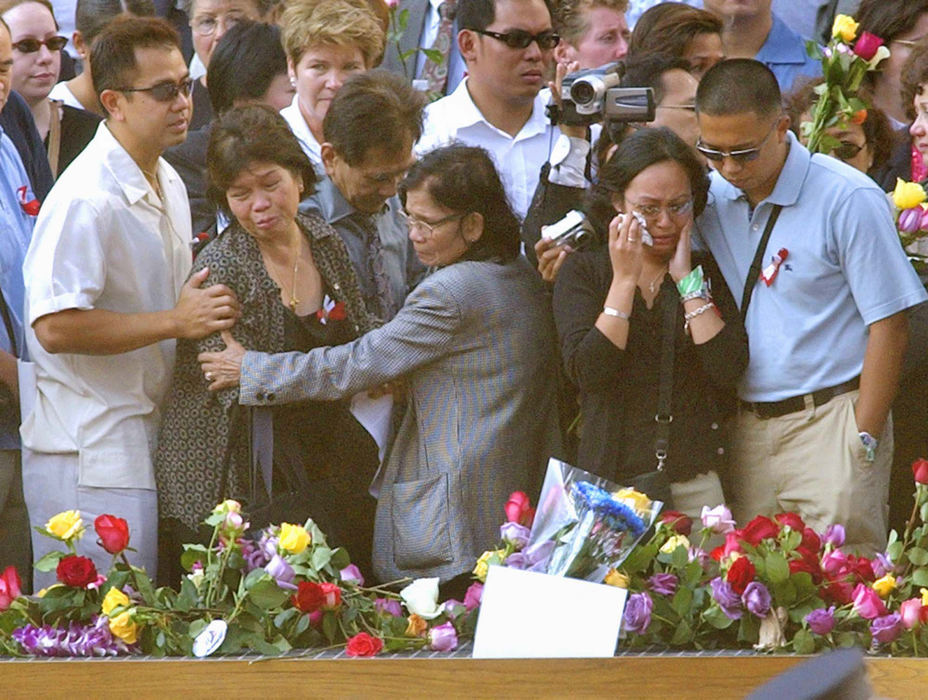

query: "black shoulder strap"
left=740, top=204, right=783, bottom=324
left=654, top=281, right=678, bottom=470
left=0, top=291, right=18, bottom=358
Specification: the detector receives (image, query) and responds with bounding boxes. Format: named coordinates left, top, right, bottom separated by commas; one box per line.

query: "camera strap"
left=740, top=204, right=783, bottom=324
left=654, top=280, right=678, bottom=472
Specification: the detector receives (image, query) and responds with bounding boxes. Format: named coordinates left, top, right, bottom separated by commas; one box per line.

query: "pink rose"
left=852, top=31, right=884, bottom=61
left=0, top=566, right=21, bottom=610
left=504, top=491, right=534, bottom=527
left=700, top=505, right=735, bottom=534
left=339, top=564, right=364, bottom=586
left=463, top=582, right=483, bottom=610
left=821, top=549, right=848, bottom=577
left=900, top=208, right=923, bottom=234
left=428, top=621, right=458, bottom=651
left=319, top=582, right=342, bottom=610
left=899, top=598, right=926, bottom=629
left=852, top=583, right=887, bottom=620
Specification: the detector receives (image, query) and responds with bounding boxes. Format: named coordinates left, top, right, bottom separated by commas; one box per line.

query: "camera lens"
left=570, top=79, right=597, bottom=106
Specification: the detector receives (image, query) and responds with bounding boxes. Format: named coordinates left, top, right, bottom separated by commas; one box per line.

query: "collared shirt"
left=0, top=128, right=35, bottom=448
left=756, top=13, right=822, bottom=92
left=417, top=78, right=559, bottom=219
left=22, top=122, right=192, bottom=490
left=695, top=131, right=928, bottom=402
left=48, top=82, right=84, bottom=111
left=414, top=0, right=466, bottom=94
left=280, top=95, right=324, bottom=175
left=300, top=176, right=422, bottom=320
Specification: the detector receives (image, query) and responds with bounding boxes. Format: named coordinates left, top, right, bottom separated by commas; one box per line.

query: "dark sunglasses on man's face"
left=116, top=78, right=194, bottom=103
left=12, top=36, right=68, bottom=53
left=472, top=28, right=560, bottom=50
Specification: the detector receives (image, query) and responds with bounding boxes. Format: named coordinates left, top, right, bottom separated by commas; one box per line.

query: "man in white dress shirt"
left=21, top=17, right=238, bottom=586
left=416, top=0, right=559, bottom=219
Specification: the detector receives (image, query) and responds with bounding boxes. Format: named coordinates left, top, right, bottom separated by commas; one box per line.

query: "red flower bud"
left=913, top=458, right=928, bottom=485
left=659, top=510, right=693, bottom=536
left=94, top=514, right=130, bottom=554
left=726, top=556, right=756, bottom=594
left=741, top=515, right=779, bottom=545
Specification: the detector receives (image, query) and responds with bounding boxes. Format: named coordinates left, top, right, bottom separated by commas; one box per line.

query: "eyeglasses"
left=657, top=104, right=696, bottom=112
left=190, top=14, right=244, bottom=37
left=472, top=28, right=560, bottom=50
left=696, top=120, right=779, bottom=163
left=115, top=77, right=194, bottom=103
left=625, top=198, right=694, bottom=220
left=830, top=140, right=865, bottom=160
left=12, top=36, right=68, bottom=53
left=400, top=211, right=466, bottom=236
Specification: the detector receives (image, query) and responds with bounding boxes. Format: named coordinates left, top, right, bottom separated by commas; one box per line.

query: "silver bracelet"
left=602, top=306, right=630, bottom=320
left=680, top=290, right=710, bottom=303
left=683, top=302, right=715, bottom=334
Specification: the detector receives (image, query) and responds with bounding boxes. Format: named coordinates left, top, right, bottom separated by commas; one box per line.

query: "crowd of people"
left=1, top=0, right=927, bottom=599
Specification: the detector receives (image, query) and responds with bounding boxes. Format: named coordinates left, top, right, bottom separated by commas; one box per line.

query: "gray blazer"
left=239, top=257, right=562, bottom=582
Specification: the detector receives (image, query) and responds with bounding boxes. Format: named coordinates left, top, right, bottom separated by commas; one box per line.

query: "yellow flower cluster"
left=893, top=178, right=928, bottom=210
left=45, top=510, right=84, bottom=542
left=473, top=549, right=506, bottom=582
left=101, top=587, right=138, bottom=644
left=872, top=574, right=896, bottom=599
left=603, top=569, right=629, bottom=589
left=660, top=534, right=691, bottom=555
left=279, top=523, right=311, bottom=554
left=832, top=14, right=858, bottom=43
left=613, top=488, right=652, bottom=515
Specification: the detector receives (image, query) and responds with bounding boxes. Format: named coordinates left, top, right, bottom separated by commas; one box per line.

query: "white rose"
left=399, top=577, right=442, bottom=620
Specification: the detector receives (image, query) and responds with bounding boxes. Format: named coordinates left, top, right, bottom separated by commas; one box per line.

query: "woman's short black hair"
left=207, top=21, right=288, bottom=115
left=594, top=126, right=710, bottom=216
left=206, top=104, right=317, bottom=214
left=399, top=144, right=521, bottom=264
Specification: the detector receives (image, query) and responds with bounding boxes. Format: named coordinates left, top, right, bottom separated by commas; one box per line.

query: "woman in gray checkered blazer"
left=200, top=145, right=562, bottom=589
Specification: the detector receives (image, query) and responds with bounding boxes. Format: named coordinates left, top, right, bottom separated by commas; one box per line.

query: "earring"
left=290, top=76, right=297, bottom=88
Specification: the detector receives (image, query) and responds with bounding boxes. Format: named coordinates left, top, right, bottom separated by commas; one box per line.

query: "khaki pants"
left=671, top=470, right=726, bottom=521
left=730, top=390, right=891, bottom=556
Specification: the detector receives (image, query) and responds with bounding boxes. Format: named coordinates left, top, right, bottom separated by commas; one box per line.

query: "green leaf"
left=670, top=617, right=693, bottom=646
left=911, top=567, right=928, bottom=587
left=792, top=628, right=815, bottom=654
left=294, top=612, right=311, bottom=636
left=321, top=610, right=338, bottom=643
left=311, top=547, right=332, bottom=572
left=703, top=605, right=735, bottom=630
left=188, top=618, right=207, bottom=639
left=671, top=544, right=689, bottom=568
left=921, top=501, right=928, bottom=524
left=835, top=631, right=859, bottom=648
left=888, top=540, right=904, bottom=563
left=34, top=550, right=65, bottom=572
left=421, top=48, right=444, bottom=64
left=737, top=614, right=759, bottom=644
left=330, top=547, right=351, bottom=571
left=274, top=608, right=299, bottom=629
left=247, top=578, right=290, bottom=610
left=910, top=548, right=928, bottom=566
left=765, top=552, right=790, bottom=584
left=180, top=544, right=210, bottom=572
left=782, top=530, right=802, bottom=553
left=671, top=586, right=693, bottom=618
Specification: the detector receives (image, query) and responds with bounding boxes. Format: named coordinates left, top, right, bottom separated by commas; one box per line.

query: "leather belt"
left=740, top=376, right=860, bottom=419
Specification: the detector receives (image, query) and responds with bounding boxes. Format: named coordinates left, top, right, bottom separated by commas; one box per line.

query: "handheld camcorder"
left=555, top=61, right=656, bottom=129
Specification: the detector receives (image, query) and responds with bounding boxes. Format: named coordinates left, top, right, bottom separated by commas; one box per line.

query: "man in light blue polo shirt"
left=694, top=59, right=927, bottom=555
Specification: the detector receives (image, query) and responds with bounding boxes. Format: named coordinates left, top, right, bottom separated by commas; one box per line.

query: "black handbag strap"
left=654, top=280, right=678, bottom=471
left=740, top=204, right=783, bottom=324
left=0, top=291, right=18, bottom=358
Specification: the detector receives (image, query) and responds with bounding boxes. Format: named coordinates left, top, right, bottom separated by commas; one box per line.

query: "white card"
left=472, top=565, right=627, bottom=658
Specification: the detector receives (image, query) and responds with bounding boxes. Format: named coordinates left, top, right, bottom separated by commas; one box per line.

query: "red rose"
left=659, top=510, right=693, bottom=536
left=913, top=458, right=928, bottom=485
left=292, top=581, right=326, bottom=612
left=800, top=528, right=821, bottom=553
left=774, top=512, right=805, bottom=532
left=848, top=555, right=875, bottom=583
left=345, top=632, right=384, bottom=657
left=823, top=581, right=855, bottom=605
left=726, top=556, right=756, bottom=595
left=790, top=549, right=823, bottom=583
left=741, top=516, right=779, bottom=546
left=504, top=491, right=534, bottom=526
left=319, top=582, right=342, bottom=610
left=56, top=555, right=98, bottom=588
left=0, top=565, right=22, bottom=610
left=852, top=31, right=884, bottom=61
left=94, top=514, right=130, bottom=554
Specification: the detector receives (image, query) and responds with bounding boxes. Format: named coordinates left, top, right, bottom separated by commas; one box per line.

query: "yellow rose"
left=893, top=178, right=928, bottom=210
left=45, top=510, right=84, bottom=542
left=614, top=488, right=652, bottom=514
left=404, top=613, right=428, bottom=637
left=920, top=587, right=928, bottom=607
left=831, top=14, right=858, bottom=42
left=211, top=499, right=241, bottom=515
left=660, top=534, right=691, bottom=555
left=108, top=610, right=139, bottom=644
left=872, top=574, right=897, bottom=598
left=102, top=586, right=130, bottom=617
left=278, top=523, right=311, bottom=554
left=473, top=550, right=494, bottom=582
left=603, top=569, right=629, bottom=588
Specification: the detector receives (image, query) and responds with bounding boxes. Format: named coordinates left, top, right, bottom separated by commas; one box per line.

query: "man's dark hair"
left=206, top=104, right=317, bottom=216
left=457, top=0, right=553, bottom=32
left=90, top=16, right=181, bottom=104
left=595, top=127, right=709, bottom=217
left=207, top=21, right=287, bottom=115
left=696, top=58, right=781, bottom=117
left=400, top=145, right=521, bottom=264
left=857, top=0, right=928, bottom=44
left=322, top=70, right=426, bottom=166
left=621, top=53, right=692, bottom=105
left=76, top=0, right=155, bottom=46
left=902, top=38, right=928, bottom=121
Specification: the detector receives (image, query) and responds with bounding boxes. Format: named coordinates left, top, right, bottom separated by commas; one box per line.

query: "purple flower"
left=688, top=547, right=710, bottom=568
left=264, top=554, right=296, bottom=590
left=499, top=521, right=531, bottom=549
left=710, top=577, right=743, bottom=619
left=13, top=616, right=136, bottom=657
left=648, top=573, right=678, bottom=596
left=441, top=599, right=465, bottom=618
left=428, top=622, right=458, bottom=651
left=374, top=597, right=402, bottom=617
left=742, top=581, right=771, bottom=618
left=806, top=606, right=836, bottom=636
left=623, top=592, right=653, bottom=634
left=505, top=539, right=555, bottom=571
left=870, top=613, right=903, bottom=644
left=822, top=524, right=845, bottom=548
left=463, top=582, right=483, bottom=610
left=339, top=564, right=365, bottom=586
left=871, top=553, right=894, bottom=579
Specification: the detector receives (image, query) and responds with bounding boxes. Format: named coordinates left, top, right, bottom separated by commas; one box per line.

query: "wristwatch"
left=859, top=431, right=878, bottom=463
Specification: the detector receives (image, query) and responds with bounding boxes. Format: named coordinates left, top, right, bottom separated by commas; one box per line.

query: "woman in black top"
left=553, top=127, right=747, bottom=514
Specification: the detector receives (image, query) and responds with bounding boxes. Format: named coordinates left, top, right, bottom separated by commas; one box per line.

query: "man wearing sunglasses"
left=20, top=17, right=240, bottom=586
left=417, top=0, right=560, bottom=219
left=693, top=59, right=927, bottom=556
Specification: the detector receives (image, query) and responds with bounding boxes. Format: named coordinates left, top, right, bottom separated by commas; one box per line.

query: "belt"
left=740, top=377, right=860, bottom=419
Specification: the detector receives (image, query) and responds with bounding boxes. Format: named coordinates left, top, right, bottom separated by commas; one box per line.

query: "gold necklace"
left=288, top=247, right=300, bottom=312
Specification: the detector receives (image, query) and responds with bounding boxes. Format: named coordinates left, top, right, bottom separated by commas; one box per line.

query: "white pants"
left=22, top=449, right=157, bottom=591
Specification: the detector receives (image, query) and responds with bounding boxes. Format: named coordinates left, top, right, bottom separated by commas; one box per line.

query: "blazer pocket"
left=391, top=473, right=454, bottom=570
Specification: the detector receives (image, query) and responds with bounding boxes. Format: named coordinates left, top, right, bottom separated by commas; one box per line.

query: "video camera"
left=550, top=61, right=656, bottom=131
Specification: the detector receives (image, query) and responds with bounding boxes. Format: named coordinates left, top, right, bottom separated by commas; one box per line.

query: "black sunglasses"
left=696, top=121, right=779, bottom=164
left=116, top=77, right=194, bottom=103
left=472, top=28, right=560, bottom=50
left=831, top=141, right=865, bottom=160
left=12, top=36, right=68, bottom=53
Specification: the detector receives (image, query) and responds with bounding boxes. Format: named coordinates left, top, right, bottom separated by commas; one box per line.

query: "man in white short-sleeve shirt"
left=416, top=0, right=560, bottom=219
left=21, top=17, right=239, bottom=586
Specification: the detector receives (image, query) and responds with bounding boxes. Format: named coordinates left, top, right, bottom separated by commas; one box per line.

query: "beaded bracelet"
left=680, top=289, right=710, bottom=303
left=676, top=265, right=704, bottom=296
left=683, top=301, right=715, bottom=334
